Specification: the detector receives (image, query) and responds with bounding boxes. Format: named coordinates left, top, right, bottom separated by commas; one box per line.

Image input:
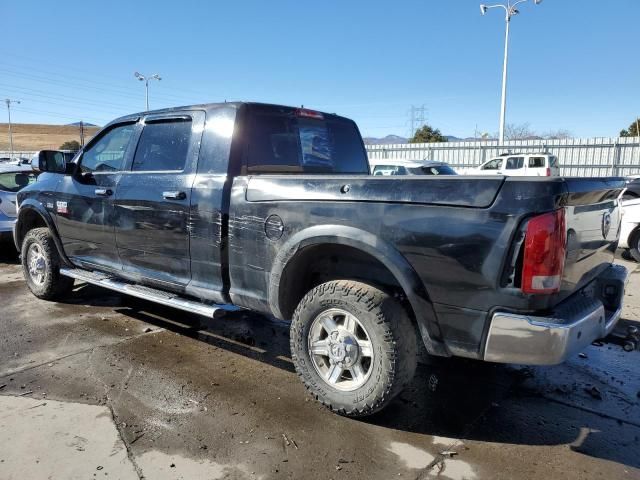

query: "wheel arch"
left=269, top=225, right=449, bottom=356
left=15, top=201, right=70, bottom=265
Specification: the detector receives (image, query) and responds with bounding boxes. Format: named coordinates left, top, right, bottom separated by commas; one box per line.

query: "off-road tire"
left=21, top=227, right=74, bottom=300
left=290, top=280, right=417, bottom=417
left=630, top=229, right=640, bottom=263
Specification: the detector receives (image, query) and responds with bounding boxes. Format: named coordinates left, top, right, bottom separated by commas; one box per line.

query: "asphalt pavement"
left=0, top=246, right=639, bottom=480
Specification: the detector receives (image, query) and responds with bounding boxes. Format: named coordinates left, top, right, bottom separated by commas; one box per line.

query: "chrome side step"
left=60, top=267, right=223, bottom=318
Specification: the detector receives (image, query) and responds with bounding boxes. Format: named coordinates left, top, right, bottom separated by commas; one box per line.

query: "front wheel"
left=21, top=227, right=74, bottom=300
left=290, top=280, right=417, bottom=417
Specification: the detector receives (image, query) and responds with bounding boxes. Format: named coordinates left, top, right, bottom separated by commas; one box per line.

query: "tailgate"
left=561, top=178, right=625, bottom=295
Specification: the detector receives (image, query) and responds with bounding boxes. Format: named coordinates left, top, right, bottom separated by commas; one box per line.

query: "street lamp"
left=5, top=98, right=21, bottom=159
left=480, top=0, right=542, bottom=144
left=134, top=72, right=162, bottom=111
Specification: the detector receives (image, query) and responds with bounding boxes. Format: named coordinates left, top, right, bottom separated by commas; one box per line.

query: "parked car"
left=14, top=102, right=629, bottom=416
left=622, top=176, right=640, bottom=201
left=620, top=198, right=640, bottom=262
left=471, top=152, right=560, bottom=176
left=0, top=163, right=38, bottom=242
left=370, top=159, right=457, bottom=176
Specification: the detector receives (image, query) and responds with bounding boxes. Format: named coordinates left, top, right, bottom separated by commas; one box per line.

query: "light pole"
left=480, top=0, right=542, bottom=144
left=5, top=98, right=21, bottom=159
left=134, top=72, right=161, bottom=111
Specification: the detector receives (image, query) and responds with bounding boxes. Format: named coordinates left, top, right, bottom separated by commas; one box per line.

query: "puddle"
left=387, top=441, right=476, bottom=480
left=387, top=441, right=435, bottom=469
left=136, top=450, right=263, bottom=480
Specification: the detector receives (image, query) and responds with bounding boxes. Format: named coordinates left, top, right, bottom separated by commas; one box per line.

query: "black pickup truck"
left=14, top=102, right=629, bottom=416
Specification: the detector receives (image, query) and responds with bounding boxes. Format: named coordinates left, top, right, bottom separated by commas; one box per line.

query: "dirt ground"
left=0, top=123, right=99, bottom=151
left=0, top=246, right=639, bottom=480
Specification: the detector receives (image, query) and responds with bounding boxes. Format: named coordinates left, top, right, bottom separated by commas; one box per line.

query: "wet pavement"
left=0, top=245, right=639, bottom=480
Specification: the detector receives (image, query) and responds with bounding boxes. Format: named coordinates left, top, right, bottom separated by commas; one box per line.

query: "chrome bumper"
left=484, top=264, right=629, bottom=365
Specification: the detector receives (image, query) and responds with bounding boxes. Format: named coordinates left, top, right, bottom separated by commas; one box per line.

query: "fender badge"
left=56, top=201, right=68, bottom=215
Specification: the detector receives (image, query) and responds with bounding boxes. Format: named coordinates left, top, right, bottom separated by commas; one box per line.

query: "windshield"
left=0, top=171, right=37, bottom=192
left=408, top=165, right=457, bottom=175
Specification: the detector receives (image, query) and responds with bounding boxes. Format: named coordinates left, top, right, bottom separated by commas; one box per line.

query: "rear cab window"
left=245, top=105, right=368, bottom=174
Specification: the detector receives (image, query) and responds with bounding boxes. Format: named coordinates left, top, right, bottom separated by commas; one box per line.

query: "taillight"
left=546, top=167, right=551, bottom=176
left=521, top=209, right=566, bottom=294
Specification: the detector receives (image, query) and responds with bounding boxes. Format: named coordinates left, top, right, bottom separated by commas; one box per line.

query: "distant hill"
left=0, top=123, right=100, bottom=151
left=67, top=121, right=98, bottom=127
left=363, top=135, right=408, bottom=145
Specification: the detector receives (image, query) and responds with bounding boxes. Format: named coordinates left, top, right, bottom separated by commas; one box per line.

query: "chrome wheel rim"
left=308, top=308, right=374, bottom=392
left=27, top=243, right=47, bottom=285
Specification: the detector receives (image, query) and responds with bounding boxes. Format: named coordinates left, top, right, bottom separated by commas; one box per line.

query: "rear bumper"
left=484, top=264, right=628, bottom=365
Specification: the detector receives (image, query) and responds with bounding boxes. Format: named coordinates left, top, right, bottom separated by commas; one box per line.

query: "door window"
left=132, top=118, right=192, bottom=172
left=505, top=157, right=524, bottom=170
left=529, top=156, right=546, bottom=168
left=482, top=158, right=503, bottom=170
left=80, top=123, right=136, bottom=173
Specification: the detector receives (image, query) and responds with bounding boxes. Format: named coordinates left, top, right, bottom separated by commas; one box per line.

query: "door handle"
left=163, top=191, right=186, bottom=200
left=95, top=188, right=113, bottom=197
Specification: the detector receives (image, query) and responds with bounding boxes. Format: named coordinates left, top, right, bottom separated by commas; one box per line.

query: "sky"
left=2, top=0, right=639, bottom=139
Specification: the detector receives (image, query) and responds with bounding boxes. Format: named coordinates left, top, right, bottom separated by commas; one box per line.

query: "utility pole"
left=480, top=0, right=543, bottom=144
left=134, top=72, right=162, bottom=111
left=79, top=120, right=85, bottom=147
left=5, top=98, right=21, bottom=159
left=409, top=105, right=426, bottom=138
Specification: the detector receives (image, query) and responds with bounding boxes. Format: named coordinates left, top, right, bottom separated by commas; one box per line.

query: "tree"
left=409, top=124, right=448, bottom=143
left=620, top=118, right=640, bottom=137
left=59, top=140, right=81, bottom=151
left=543, top=129, right=573, bottom=140
left=503, top=122, right=538, bottom=140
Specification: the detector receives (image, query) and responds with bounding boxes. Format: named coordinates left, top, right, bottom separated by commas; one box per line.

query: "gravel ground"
left=0, top=246, right=639, bottom=480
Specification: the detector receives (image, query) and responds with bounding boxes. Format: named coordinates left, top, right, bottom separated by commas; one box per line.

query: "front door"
left=114, top=112, right=204, bottom=289
left=54, top=121, right=139, bottom=271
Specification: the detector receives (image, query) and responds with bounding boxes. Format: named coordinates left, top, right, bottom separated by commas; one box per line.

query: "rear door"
left=527, top=155, right=548, bottom=176
left=54, top=121, right=138, bottom=270
left=114, top=111, right=204, bottom=289
left=504, top=156, right=525, bottom=175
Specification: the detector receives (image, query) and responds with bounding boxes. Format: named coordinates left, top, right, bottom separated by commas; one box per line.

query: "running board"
left=60, top=267, right=224, bottom=318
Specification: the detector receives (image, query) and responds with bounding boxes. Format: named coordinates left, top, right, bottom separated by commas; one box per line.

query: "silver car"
left=0, top=163, right=38, bottom=242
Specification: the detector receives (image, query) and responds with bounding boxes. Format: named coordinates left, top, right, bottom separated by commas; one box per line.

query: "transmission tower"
left=409, top=105, right=427, bottom=138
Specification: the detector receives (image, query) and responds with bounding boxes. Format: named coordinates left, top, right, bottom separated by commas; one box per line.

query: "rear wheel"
left=21, top=227, right=74, bottom=300
left=290, top=280, right=417, bottom=417
left=630, top=229, right=640, bottom=263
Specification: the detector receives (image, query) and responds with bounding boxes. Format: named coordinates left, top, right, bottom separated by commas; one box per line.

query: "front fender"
left=14, top=200, right=71, bottom=266
left=269, top=224, right=449, bottom=356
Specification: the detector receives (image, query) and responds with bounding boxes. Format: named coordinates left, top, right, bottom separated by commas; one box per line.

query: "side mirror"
left=31, top=150, right=70, bottom=174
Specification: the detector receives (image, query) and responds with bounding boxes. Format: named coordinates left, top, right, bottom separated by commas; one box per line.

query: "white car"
left=470, top=153, right=560, bottom=177
left=369, top=159, right=457, bottom=176
left=620, top=198, right=640, bottom=262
